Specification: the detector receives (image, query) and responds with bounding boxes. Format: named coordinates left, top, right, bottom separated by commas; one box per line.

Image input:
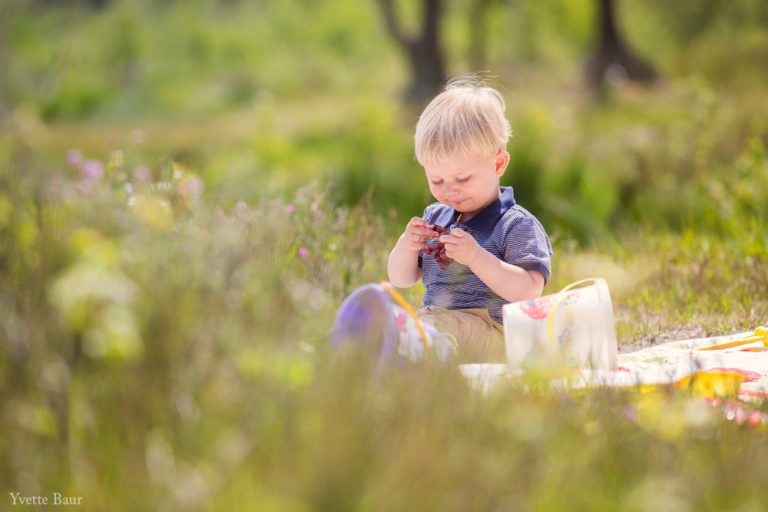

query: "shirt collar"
left=434, top=186, right=516, bottom=231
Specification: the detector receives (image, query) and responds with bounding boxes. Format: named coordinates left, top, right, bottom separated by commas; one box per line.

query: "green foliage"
left=3, top=131, right=768, bottom=509
left=0, top=137, right=389, bottom=506
left=5, top=0, right=768, bottom=242
left=3, top=1, right=768, bottom=508
left=1, top=0, right=398, bottom=119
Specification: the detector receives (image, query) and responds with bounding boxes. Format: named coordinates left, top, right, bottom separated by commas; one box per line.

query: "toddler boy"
left=387, top=78, right=552, bottom=363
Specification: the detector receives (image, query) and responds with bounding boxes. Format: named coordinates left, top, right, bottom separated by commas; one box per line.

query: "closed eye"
left=457, top=176, right=470, bottom=183
left=430, top=179, right=443, bottom=185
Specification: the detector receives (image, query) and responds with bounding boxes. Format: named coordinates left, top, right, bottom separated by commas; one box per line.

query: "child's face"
left=423, top=150, right=509, bottom=220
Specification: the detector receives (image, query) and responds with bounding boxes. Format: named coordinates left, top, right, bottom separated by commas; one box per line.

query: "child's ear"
left=494, top=151, right=510, bottom=177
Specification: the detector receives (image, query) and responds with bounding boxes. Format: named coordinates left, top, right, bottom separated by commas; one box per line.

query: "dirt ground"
left=613, top=306, right=736, bottom=354
left=618, top=322, right=711, bottom=353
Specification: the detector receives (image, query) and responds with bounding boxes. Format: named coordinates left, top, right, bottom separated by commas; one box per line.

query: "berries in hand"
left=423, top=224, right=452, bottom=270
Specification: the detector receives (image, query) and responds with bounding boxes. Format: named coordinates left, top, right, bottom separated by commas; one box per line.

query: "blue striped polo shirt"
left=418, top=186, right=552, bottom=324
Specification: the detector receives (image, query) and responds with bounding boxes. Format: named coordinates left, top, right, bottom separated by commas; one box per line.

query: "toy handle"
left=380, top=281, right=431, bottom=364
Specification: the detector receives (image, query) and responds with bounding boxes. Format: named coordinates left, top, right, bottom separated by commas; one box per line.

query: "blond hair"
left=414, top=77, right=512, bottom=165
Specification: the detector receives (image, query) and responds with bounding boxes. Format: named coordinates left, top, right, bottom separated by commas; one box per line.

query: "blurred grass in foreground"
left=2, top=133, right=768, bottom=510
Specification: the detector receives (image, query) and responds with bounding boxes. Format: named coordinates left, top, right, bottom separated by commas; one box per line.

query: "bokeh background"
left=3, top=1, right=768, bottom=510
left=4, top=0, right=768, bottom=242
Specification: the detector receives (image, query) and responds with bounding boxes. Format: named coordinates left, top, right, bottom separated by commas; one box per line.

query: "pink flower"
left=77, top=180, right=94, bottom=195
left=315, top=210, right=324, bottom=220
left=286, top=204, right=296, bottom=214
left=81, top=159, right=104, bottom=181
left=186, top=177, right=204, bottom=196
left=66, top=148, right=82, bottom=167
left=133, top=165, right=151, bottom=182
left=297, top=247, right=309, bottom=259
left=734, top=406, right=748, bottom=424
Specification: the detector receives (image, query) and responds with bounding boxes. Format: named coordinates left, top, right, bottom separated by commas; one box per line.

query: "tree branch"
left=375, top=0, right=411, bottom=47
left=422, top=0, right=441, bottom=43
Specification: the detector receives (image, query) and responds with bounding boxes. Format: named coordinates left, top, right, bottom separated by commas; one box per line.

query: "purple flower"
left=186, top=177, right=204, bottom=196
left=297, top=247, right=309, bottom=259
left=286, top=204, right=296, bottom=215
left=133, top=165, right=151, bottom=182
left=66, top=148, right=82, bottom=167
left=315, top=210, right=324, bottom=220
left=81, top=159, right=104, bottom=181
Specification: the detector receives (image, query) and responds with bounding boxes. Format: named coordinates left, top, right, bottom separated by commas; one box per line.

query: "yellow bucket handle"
left=698, top=326, right=768, bottom=351
left=380, top=281, right=431, bottom=364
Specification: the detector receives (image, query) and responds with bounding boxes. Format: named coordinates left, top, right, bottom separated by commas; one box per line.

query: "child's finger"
left=409, top=217, right=428, bottom=228
left=413, top=225, right=438, bottom=238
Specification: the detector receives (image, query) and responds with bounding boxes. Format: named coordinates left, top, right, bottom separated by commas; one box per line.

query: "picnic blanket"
left=460, top=327, right=768, bottom=401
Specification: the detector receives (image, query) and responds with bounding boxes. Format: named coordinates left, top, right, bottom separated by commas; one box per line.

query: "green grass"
left=4, top=1, right=768, bottom=509
left=2, top=135, right=768, bottom=510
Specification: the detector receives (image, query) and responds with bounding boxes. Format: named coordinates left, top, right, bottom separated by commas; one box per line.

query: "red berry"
left=423, top=224, right=453, bottom=270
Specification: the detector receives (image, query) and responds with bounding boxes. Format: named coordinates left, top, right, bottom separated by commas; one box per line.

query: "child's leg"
left=417, top=306, right=506, bottom=363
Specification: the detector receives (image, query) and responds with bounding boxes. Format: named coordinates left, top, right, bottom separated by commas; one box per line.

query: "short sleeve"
left=422, top=203, right=441, bottom=225
left=503, top=215, right=552, bottom=283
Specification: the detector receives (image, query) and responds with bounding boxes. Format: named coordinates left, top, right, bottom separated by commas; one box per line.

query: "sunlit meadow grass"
left=2, top=133, right=768, bottom=511
left=3, top=1, right=768, bottom=509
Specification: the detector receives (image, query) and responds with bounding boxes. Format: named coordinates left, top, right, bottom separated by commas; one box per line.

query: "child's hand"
left=402, top=217, right=439, bottom=253
left=439, top=227, right=483, bottom=267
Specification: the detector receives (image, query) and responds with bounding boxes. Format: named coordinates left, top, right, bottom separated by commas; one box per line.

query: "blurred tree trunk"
left=584, top=0, right=657, bottom=91
left=0, top=0, right=12, bottom=121
left=376, top=0, right=446, bottom=104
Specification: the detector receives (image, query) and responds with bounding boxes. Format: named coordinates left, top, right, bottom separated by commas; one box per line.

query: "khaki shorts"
left=416, top=306, right=506, bottom=363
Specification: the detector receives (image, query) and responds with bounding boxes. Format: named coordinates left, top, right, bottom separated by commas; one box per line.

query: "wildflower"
left=315, top=210, right=324, bottom=220
left=184, top=176, right=204, bottom=197
left=131, top=194, right=173, bottom=229
left=177, top=175, right=205, bottom=205
left=133, top=165, right=151, bottom=182
left=76, top=180, right=94, bottom=196
left=66, top=148, right=82, bottom=167
left=81, top=160, right=105, bottom=181
left=297, top=247, right=309, bottom=259
left=233, top=201, right=249, bottom=220
left=749, top=410, right=764, bottom=427
left=286, top=204, right=296, bottom=215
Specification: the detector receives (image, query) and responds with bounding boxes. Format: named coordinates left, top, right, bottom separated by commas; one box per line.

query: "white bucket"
left=502, top=278, right=618, bottom=370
